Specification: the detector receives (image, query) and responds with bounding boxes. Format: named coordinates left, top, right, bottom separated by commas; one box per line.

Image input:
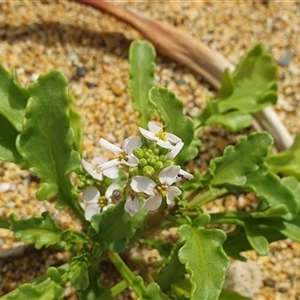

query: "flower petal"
left=81, top=159, right=103, bottom=181
left=166, top=132, right=182, bottom=144
left=142, top=194, right=162, bottom=211
left=157, top=139, right=173, bottom=149
left=98, top=159, right=120, bottom=171
left=99, top=138, right=122, bottom=154
left=82, top=186, right=100, bottom=203
left=85, top=203, right=99, bottom=221
left=166, top=186, right=182, bottom=205
left=131, top=176, right=156, bottom=195
left=123, top=137, right=142, bottom=154
left=175, top=169, right=194, bottom=183
left=122, top=155, right=139, bottom=167
left=167, top=142, right=184, bottom=158
left=159, top=165, right=181, bottom=185
left=0, top=183, right=10, bottom=193
left=139, top=127, right=157, bottom=141
left=102, top=166, right=119, bottom=179
left=105, top=183, right=121, bottom=198
left=148, top=122, right=161, bottom=133
left=124, top=195, right=140, bottom=217
left=91, top=156, right=108, bottom=165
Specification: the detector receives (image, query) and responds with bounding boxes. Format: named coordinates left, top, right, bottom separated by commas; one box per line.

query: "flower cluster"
left=81, top=122, right=193, bottom=220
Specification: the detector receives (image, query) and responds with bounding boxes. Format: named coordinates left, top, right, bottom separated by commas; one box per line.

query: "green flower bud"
left=144, top=150, right=152, bottom=159
left=164, top=160, right=173, bottom=167
left=139, top=158, right=148, bottom=167
left=159, top=155, right=167, bottom=162
left=86, top=179, right=94, bottom=186
left=133, top=147, right=144, bottom=159
left=142, top=165, right=155, bottom=177
left=147, top=157, right=157, bottom=166
left=148, top=141, right=157, bottom=150
left=129, top=166, right=139, bottom=175
left=154, top=161, right=164, bottom=171
left=153, top=148, right=160, bottom=155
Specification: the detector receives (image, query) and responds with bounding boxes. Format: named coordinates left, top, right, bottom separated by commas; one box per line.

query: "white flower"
left=82, top=157, right=119, bottom=181
left=124, top=194, right=140, bottom=217
left=175, top=169, right=194, bottom=183
left=82, top=183, right=121, bottom=220
left=0, top=183, right=10, bottom=193
left=130, top=165, right=182, bottom=211
left=99, top=137, right=142, bottom=170
left=139, top=122, right=182, bottom=150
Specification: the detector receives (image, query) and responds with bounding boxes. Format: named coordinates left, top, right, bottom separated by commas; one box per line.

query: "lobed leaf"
left=16, top=70, right=81, bottom=209
left=0, top=114, right=23, bottom=164
left=90, top=201, right=147, bottom=252
left=178, top=217, right=229, bottom=300
left=138, top=283, right=168, bottom=300
left=129, top=40, right=156, bottom=128
left=155, top=244, right=186, bottom=292
left=207, top=132, right=273, bottom=187
left=149, top=87, right=198, bottom=164
left=69, top=253, right=90, bottom=291
left=0, top=64, right=29, bottom=132
left=219, top=289, right=252, bottom=300
left=266, top=133, right=300, bottom=180
left=9, top=212, right=65, bottom=249
left=197, top=43, right=277, bottom=131
left=6, top=280, right=64, bottom=300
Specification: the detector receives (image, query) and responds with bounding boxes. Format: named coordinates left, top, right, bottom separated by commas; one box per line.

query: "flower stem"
left=108, top=251, right=146, bottom=297
left=96, top=280, right=128, bottom=300
left=187, top=187, right=228, bottom=207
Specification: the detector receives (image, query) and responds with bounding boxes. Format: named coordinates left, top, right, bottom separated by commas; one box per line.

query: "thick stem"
left=108, top=251, right=146, bottom=297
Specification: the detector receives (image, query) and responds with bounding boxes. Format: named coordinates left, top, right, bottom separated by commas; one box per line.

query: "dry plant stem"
left=75, top=0, right=293, bottom=152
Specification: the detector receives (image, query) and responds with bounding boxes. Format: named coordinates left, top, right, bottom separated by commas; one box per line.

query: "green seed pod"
left=164, top=160, right=173, bottom=167
left=139, top=158, right=148, bottom=167
left=133, top=147, right=144, bottom=159
left=142, top=165, right=155, bottom=177
left=154, top=161, right=164, bottom=171
left=147, top=157, right=157, bottom=166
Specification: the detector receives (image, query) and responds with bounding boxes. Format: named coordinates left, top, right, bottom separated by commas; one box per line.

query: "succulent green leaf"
left=0, top=114, right=23, bottom=163
left=16, top=71, right=81, bottom=210
left=129, top=40, right=156, bottom=127
left=6, top=280, right=64, bottom=300
left=219, top=289, right=252, bottom=300
left=217, top=44, right=277, bottom=113
left=198, top=43, right=277, bottom=131
left=9, top=212, right=65, bottom=249
left=90, top=201, right=147, bottom=252
left=155, top=244, right=186, bottom=292
left=77, top=263, right=105, bottom=300
left=267, top=134, right=300, bottom=180
left=207, top=132, right=273, bottom=187
left=0, top=64, right=29, bottom=132
left=228, top=165, right=298, bottom=219
left=68, top=93, right=84, bottom=155
left=149, top=87, right=198, bottom=164
left=243, top=221, right=269, bottom=255
left=178, top=222, right=229, bottom=300
left=205, top=112, right=252, bottom=132
left=69, top=253, right=90, bottom=291
left=282, top=176, right=300, bottom=205
left=138, top=283, right=168, bottom=300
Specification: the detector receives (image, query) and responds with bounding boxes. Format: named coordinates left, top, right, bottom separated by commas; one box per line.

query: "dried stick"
left=75, top=0, right=293, bottom=151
